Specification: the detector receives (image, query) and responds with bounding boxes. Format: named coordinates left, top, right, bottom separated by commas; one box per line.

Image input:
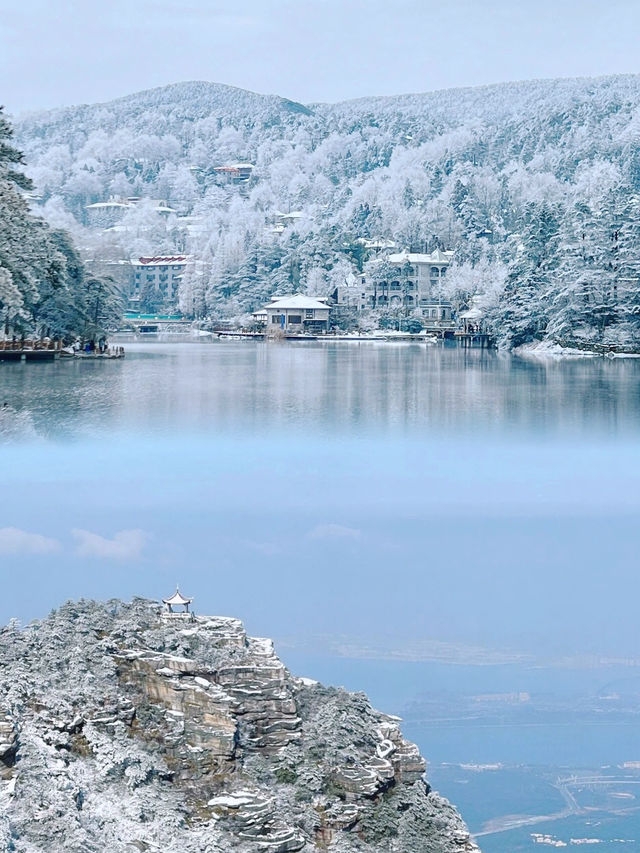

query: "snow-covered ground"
left=514, top=341, right=599, bottom=360
left=515, top=341, right=640, bottom=360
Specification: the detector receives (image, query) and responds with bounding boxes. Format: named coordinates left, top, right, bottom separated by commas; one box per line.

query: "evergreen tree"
left=612, top=190, right=640, bottom=343
left=0, top=108, right=117, bottom=339
left=490, top=203, right=560, bottom=348
left=30, top=230, right=87, bottom=338
left=549, top=201, right=618, bottom=343
left=83, top=276, right=124, bottom=338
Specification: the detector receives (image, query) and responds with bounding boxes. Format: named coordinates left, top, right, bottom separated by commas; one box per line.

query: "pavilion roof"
left=162, top=588, right=193, bottom=606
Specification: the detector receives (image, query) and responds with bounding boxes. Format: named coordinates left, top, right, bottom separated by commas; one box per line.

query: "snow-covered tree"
left=13, top=74, right=640, bottom=345
left=489, top=203, right=560, bottom=348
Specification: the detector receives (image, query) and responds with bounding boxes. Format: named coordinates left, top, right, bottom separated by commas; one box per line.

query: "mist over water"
left=2, top=341, right=639, bottom=663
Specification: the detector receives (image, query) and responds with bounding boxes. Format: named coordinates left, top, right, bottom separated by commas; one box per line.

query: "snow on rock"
left=0, top=598, right=480, bottom=852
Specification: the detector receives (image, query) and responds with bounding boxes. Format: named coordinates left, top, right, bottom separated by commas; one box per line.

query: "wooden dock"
left=0, top=341, right=125, bottom=362
left=454, top=331, right=495, bottom=348
left=0, top=341, right=60, bottom=362
left=73, top=347, right=125, bottom=359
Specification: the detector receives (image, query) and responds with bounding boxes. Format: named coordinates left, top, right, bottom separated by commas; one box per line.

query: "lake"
left=1, top=340, right=640, bottom=438
left=3, top=339, right=640, bottom=852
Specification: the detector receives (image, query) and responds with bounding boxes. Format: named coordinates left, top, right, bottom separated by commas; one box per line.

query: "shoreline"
left=514, top=341, right=640, bottom=360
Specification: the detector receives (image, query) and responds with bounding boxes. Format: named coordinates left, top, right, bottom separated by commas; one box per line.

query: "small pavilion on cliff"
left=162, top=587, right=193, bottom=615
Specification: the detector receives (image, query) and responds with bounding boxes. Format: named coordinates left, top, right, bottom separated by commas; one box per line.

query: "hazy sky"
left=2, top=0, right=640, bottom=114
left=3, top=432, right=640, bottom=660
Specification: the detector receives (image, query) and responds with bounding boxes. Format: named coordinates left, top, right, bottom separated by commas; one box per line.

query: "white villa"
left=331, top=248, right=455, bottom=330
left=254, top=294, right=331, bottom=333
left=85, top=196, right=176, bottom=228
left=368, top=248, right=454, bottom=310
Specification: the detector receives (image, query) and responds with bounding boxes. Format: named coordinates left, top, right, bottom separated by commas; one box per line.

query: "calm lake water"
left=2, top=340, right=640, bottom=438
left=3, top=340, right=640, bottom=852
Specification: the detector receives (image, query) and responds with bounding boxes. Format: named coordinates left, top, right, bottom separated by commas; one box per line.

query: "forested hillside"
left=0, top=108, right=121, bottom=340
left=14, top=75, right=640, bottom=347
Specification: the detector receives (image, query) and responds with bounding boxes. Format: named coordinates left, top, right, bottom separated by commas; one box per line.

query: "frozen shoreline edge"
left=514, top=341, right=640, bottom=360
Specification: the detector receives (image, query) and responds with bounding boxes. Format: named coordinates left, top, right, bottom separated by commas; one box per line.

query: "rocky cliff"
left=0, top=599, right=479, bottom=852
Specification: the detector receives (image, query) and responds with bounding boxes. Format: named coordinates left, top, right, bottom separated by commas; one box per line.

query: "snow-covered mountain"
left=13, top=75, right=640, bottom=348
left=18, top=80, right=312, bottom=144
left=0, top=598, right=479, bottom=852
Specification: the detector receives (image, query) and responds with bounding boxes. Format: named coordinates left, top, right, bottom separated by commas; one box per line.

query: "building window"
left=160, top=266, right=168, bottom=271
left=288, top=315, right=302, bottom=324
left=440, top=267, right=447, bottom=276
left=172, top=265, right=183, bottom=270
left=305, top=310, right=314, bottom=319
left=271, top=315, right=281, bottom=324
left=146, top=275, right=155, bottom=281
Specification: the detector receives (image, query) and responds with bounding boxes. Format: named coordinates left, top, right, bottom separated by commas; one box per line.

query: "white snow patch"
left=514, top=341, right=597, bottom=359
left=208, top=791, right=256, bottom=808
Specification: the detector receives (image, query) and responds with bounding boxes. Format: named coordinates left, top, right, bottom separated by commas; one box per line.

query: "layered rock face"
left=0, top=599, right=480, bottom=852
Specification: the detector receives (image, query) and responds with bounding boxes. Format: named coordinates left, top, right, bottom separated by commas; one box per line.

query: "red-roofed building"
left=130, top=256, right=189, bottom=305
left=212, top=163, right=254, bottom=183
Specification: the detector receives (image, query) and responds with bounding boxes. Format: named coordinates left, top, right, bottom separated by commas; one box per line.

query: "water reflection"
left=1, top=341, right=639, bottom=439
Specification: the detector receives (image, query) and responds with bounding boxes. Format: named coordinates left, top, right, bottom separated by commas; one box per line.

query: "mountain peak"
left=18, top=79, right=313, bottom=124
left=0, top=598, right=478, bottom=852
